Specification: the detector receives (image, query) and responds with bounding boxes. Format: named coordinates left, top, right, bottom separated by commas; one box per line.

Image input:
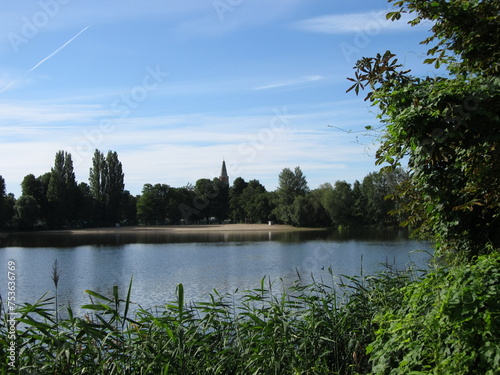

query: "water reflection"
left=0, top=228, right=432, bottom=314
left=2, top=227, right=412, bottom=247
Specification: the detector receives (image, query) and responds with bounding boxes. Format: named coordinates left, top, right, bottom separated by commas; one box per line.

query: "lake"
left=0, top=227, right=432, bottom=314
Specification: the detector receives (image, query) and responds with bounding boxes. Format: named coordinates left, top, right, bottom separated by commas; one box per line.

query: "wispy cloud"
left=0, top=98, right=376, bottom=198
left=0, top=102, right=107, bottom=125
left=253, top=75, right=324, bottom=91
left=294, top=10, right=426, bottom=34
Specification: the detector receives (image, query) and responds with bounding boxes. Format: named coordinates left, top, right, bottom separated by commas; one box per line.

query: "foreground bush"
left=369, top=252, right=500, bottom=374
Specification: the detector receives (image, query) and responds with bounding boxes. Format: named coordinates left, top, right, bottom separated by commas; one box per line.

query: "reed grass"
left=1, top=266, right=416, bottom=375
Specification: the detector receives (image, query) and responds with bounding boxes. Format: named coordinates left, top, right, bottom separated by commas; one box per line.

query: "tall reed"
left=1, top=266, right=416, bottom=374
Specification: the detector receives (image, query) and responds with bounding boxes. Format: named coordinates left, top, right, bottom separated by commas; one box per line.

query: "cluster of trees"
left=0, top=151, right=408, bottom=230
left=0, top=150, right=133, bottom=230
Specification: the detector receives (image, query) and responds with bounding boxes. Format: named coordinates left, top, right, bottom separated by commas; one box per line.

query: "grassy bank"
left=2, top=254, right=499, bottom=374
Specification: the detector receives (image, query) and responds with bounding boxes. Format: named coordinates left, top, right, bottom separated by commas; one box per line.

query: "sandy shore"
left=49, top=224, right=327, bottom=235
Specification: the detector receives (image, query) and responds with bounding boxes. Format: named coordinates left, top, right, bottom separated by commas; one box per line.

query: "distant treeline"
left=0, top=150, right=409, bottom=230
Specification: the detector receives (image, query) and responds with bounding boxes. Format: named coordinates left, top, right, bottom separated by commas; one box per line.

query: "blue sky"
left=0, top=0, right=433, bottom=198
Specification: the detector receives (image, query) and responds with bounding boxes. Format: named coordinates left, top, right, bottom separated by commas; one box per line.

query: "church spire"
left=219, top=159, right=229, bottom=186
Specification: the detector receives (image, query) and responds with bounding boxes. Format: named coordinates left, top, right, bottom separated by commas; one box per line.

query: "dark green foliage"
left=120, top=190, right=138, bottom=226
left=229, top=177, right=248, bottom=222
left=348, top=0, right=500, bottom=260
left=369, top=252, right=500, bottom=374
left=13, top=195, right=40, bottom=229
left=89, top=149, right=125, bottom=226
left=20, top=173, right=50, bottom=226
left=190, top=178, right=229, bottom=223
left=75, top=182, right=96, bottom=228
left=2, top=160, right=407, bottom=230
left=47, top=151, right=78, bottom=228
left=274, top=166, right=309, bottom=224
left=137, top=183, right=171, bottom=225
left=0, top=176, right=15, bottom=229
left=388, top=0, right=500, bottom=75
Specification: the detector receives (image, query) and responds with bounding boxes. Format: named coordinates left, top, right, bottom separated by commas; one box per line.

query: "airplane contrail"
left=0, top=81, right=15, bottom=95
left=27, top=24, right=92, bottom=73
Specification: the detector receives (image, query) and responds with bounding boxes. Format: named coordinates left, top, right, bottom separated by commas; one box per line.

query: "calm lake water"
left=0, top=228, right=432, bottom=314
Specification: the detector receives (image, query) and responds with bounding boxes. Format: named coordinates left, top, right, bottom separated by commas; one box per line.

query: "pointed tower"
left=219, top=160, right=229, bottom=186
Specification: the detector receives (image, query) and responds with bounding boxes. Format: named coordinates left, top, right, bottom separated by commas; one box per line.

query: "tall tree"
left=89, top=149, right=125, bottom=226
left=229, top=177, right=248, bottom=223
left=75, top=182, right=95, bottom=227
left=89, top=149, right=107, bottom=224
left=47, top=151, right=77, bottom=228
left=348, top=0, right=500, bottom=260
left=0, top=176, right=15, bottom=229
left=274, top=166, right=309, bottom=224
left=105, top=151, right=125, bottom=224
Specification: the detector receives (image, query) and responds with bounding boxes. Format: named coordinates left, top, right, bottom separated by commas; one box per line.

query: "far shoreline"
left=37, top=223, right=331, bottom=235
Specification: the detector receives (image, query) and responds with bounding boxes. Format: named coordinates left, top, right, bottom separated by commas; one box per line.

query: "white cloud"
left=253, top=75, right=324, bottom=90
left=0, top=102, right=108, bottom=125
left=0, top=97, right=379, bottom=198
left=295, top=10, right=428, bottom=35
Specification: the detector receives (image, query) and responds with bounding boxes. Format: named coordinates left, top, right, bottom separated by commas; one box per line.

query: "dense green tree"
left=306, top=189, right=332, bottom=227
left=121, top=190, right=138, bottom=226
left=348, top=0, right=500, bottom=260
left=89, top=149, right=107, bottom=223
left=240, top=180, right=270, bottom=223
left=14, top=195, right=40, bottom=229
left=275, top=166, right=309, bottom=224
left=361, top=173, right=392, bottom=226
left=290, top=196, right=314, bottom=227
left=105, top=151, right=125, bottom=224
left=0, top=176, right=6, bottom=227
left=174, top=186, right=197, bottom=224
left=329, top=181, right=356, bottom=227
left=0, top=176, right=15, bottom=229
left=75, top=182, right=95, bottom=227
left=191, top=178, right=229, bottom=223
left=89, top=149, right=125, bottom=226
left=47, top=151, right=77, bottom=228
left=21, top=173, right=50, bottom=226
left=229, top=177, right=248, bottom=223
left=193, top=178, right=215, bottom=223
left=351, top=180, right=366, bottom=225
left=137, top=184, right=171, bottom=225
left=211, top=178, right=229, bottom=223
